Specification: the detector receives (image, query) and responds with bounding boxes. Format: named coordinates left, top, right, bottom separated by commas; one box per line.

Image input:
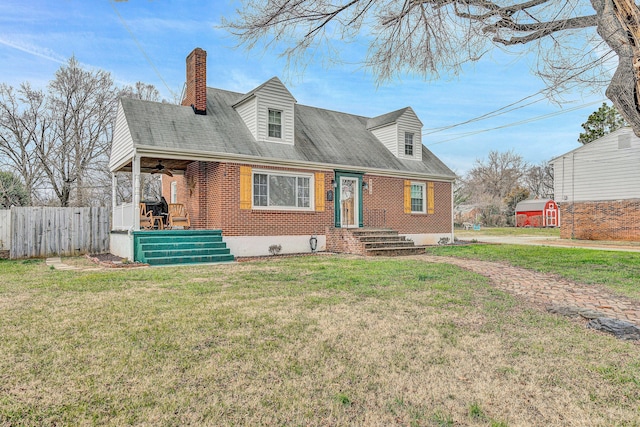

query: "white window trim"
left=170, top=181, right=177, bottom=204
left=267, top=108, right=284, bottom=142
left=404, top=132, right=414, bottom=157
left=410, top=182, right=426, bottom=214
left=252, top=169, right=315, bottom=211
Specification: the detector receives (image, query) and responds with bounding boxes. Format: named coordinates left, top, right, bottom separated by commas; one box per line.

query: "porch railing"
left=112, top=202, right=135, bottom=231
left=364, top=208, right=386, bottom=228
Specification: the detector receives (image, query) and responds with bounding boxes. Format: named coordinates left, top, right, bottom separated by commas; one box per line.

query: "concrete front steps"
left=133, top=229, right=234, bottom=265
left=350, top=229, right=427, bottom=256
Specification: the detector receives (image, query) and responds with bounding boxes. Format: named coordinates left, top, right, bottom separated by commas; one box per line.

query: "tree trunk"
left=593, top=0, right=640, bottom=136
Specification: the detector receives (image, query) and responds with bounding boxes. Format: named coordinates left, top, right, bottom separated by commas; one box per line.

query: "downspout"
left=450, top=181, right=454, bottom=242
left=571, top=153, right=575, bottom=239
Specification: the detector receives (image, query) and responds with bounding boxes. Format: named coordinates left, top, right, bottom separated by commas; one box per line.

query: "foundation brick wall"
left=162, top=161, right=453, bottom=237
left=325, top=227, right=365, bottom=255
left=559, top=199, right=640, bottom=241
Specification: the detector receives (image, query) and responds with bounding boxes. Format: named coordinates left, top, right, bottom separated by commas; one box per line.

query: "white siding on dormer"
left=397, top=109, right=422, bottom=161
left=256, top=80, right=295, bottom=145
left=109, top=100, right=135, bottom=172
left=235, top=97, right=258, bottom=140
left=371, top=123, right=398, bottom=157
left=553, top=128, right=640, bottom=202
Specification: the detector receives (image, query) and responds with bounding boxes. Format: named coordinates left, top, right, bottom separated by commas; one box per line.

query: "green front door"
left=334, top=171, right=363, bottom=228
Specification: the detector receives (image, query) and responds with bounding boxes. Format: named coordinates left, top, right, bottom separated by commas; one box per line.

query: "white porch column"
left=111, top=173, right=117, bottom=213
left=133, top=154, right=141, bottom=231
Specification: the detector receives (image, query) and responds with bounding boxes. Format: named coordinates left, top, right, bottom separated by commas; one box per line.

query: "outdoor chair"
left=168, top=203, right=190, bottom=229
left=140, top=204, right=155, bottom=230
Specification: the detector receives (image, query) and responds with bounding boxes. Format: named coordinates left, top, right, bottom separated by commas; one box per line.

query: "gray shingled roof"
left=119, top=87, right=455, bottom=179
left=515, top=199, right=552, bottom=212
left=366, top=108, right=410, bottom=130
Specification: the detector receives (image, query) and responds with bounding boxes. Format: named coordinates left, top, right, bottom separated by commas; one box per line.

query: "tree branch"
left=491, top=15, right=598, bottom=45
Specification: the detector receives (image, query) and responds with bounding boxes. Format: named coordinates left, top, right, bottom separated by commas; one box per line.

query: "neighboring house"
left=109, top=48, right=456, bottom=261
left=454, top=204, right=481, bottom=226
left=514, top=199, right=559, bottom=228
left=551, top=127, right=640, bottom=240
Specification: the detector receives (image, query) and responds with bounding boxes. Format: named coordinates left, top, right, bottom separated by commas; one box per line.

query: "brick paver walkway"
left=414, top=255, right=640, bottom=327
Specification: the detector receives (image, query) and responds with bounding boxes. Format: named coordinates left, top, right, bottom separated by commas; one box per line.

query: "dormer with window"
left=367, top=107, right=423, bottom=160
left=233, top=77, right=296, bottom=145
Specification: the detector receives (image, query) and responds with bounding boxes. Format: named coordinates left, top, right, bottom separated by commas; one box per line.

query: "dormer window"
left=268, top=109, right=282, bottom=138
left=404, top=132, right=414, bottom=156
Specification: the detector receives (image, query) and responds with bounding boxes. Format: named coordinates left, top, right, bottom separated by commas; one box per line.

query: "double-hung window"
left=253, top=171, right=312, bottom=209
left=410, top=183, right=425, bottom=213
left=268, top=109, right=282, bottom=138
left=404, top=132, right=414, bottom=156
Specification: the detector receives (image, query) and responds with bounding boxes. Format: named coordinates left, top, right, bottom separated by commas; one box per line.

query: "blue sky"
left=0, top=0, right=608, bottom=174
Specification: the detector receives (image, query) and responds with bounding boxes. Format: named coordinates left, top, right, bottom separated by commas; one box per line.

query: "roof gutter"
left=132, top=144, right=457, bottom=182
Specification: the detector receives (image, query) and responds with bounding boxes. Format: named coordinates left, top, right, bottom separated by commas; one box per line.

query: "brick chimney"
left=183, top=48, right=207, bottom=115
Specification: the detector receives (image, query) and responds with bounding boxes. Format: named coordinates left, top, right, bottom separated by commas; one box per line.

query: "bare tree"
left=465, top=150, right=528, bottom=200
left=0, top=83, right=49, bottom=204
left=460, top=150, right=529, bottom=225
left=224, top=0, right=640, bottom=136
left=120, top=81, right=162, bottom=102
left=524, top=160, right=554, bottom=198
left=37, top=57, right=119, bottom=207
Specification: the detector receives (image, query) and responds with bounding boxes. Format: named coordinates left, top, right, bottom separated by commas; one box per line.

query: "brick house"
left=109, top=48, right=456, bottom=261
left=551, top=127, right=640, bottom=241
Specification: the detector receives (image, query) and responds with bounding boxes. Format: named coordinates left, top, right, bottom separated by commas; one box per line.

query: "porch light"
left=362, top=181, right=368, bottom=191
left=331, top=179, right=337, bottom=188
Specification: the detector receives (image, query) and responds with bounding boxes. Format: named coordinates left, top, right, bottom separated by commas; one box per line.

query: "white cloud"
left=0, top=36, right=65, bottom=64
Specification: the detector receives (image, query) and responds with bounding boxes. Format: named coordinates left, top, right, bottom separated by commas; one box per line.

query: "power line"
left=423, top=50, right=616, bottom=137
left=426, top=99, right=605, bottom=146
left=109, top=1, right=178, bottom=100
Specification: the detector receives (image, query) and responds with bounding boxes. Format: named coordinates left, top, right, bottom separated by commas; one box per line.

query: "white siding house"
left=109, top=101, right=135, bottom=172
left=551, top=127, right=640, bottom=240
left=553, top=128, right=640, bottom=202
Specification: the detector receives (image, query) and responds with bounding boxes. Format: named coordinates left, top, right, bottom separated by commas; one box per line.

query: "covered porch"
left=109, top=154, right=233, bottom=264
left=111, top=155, right=192, bottom=232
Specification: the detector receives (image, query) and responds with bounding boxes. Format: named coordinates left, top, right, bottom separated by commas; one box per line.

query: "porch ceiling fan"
left=149, top=160, right=174, bottom=177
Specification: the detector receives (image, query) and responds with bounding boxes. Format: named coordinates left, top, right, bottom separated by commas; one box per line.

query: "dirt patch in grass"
left=85, top=253, right=148, bottom=268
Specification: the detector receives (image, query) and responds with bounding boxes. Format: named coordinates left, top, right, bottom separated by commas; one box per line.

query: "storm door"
left=340, top=177, right=359, bottom=228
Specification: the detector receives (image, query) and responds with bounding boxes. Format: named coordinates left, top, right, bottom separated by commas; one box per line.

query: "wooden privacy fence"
left=3, top=207, right=110, bottom=259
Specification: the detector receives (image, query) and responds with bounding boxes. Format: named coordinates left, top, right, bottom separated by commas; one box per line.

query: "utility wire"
left=109, top=1, right=178, bottom=100
left=426, top=99, right=605, bottom=146
left=423, top=49, right=616, bottom=136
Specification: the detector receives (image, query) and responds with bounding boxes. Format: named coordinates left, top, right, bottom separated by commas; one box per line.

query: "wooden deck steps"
left=349, top=229, right=426, bottom=256
left=133, top=230, right=234, bottom=265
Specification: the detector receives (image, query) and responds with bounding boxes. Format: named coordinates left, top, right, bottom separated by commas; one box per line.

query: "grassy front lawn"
left=426, top=244, right=640, bottom=301
left=1, top=256, right=638, bottom=426
left=455, top=226, right=561, bottom=237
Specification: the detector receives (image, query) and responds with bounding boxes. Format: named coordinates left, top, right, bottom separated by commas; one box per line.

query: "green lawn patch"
left=455, top=226, right=561, bottom=237
left=0, top=255, right=638, bottom=425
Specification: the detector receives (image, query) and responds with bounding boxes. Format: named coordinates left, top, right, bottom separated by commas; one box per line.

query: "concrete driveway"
left=457, top=232, right=640, bottom=253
